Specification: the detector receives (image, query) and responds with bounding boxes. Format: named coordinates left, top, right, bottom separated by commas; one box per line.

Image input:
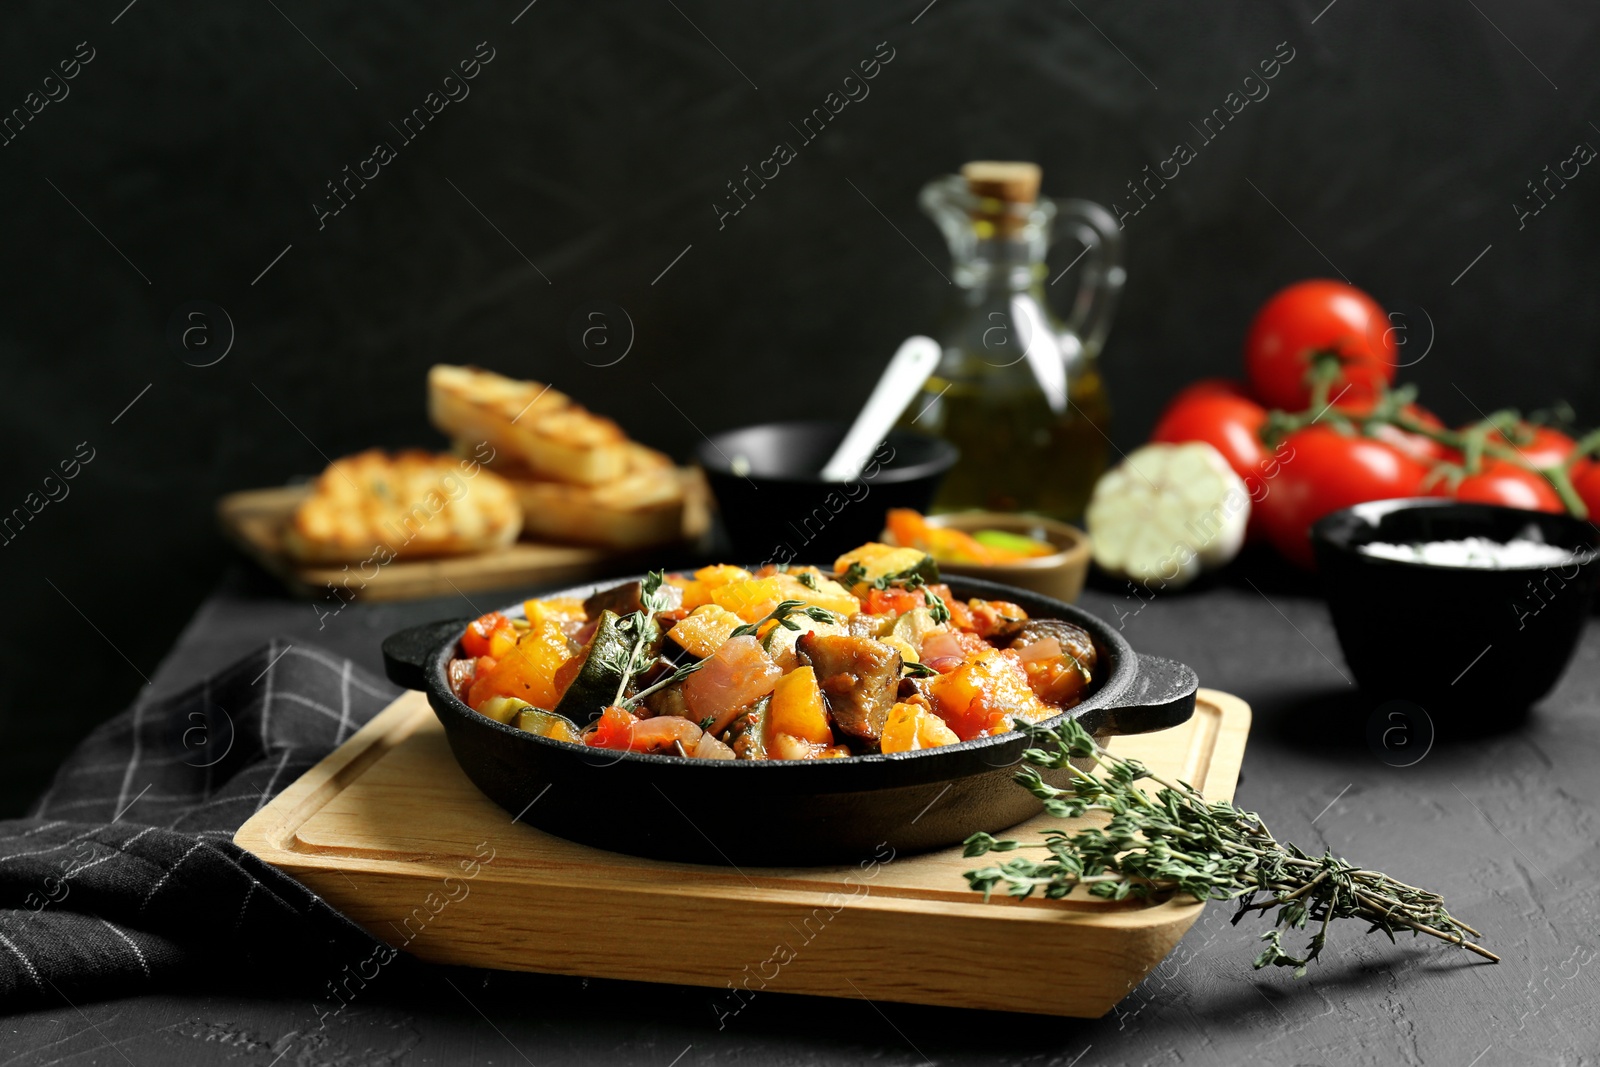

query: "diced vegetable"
left=860, top=586, right=927, bottom=616
left=797, top=633, right=901, bottom=746
left=552, top=610, right=645, bottom=722
left=881, top=701, right=961, bottom=754
left=583, top=705, right=640, bottom=749
left=515, top=707, right=582, bottom=742
left=928, top=648, right=1053, bottom=741
left=467, top=620, right=573, bottom=711
left=766, top=666, right=833, bottom=746
left=681, top=564, right=753, bottom=610
left=682, top=635, right=783, bottom=736
left=972, top=529, right=1054, bottom=558
left=833, top=543, right=935, bottom=588
left=448, top=657, right=477, bottom=702
left=462, top=612, right=518, bottom=659
left=772, top=571, right=859, bottom=617
left=710, top=577, right=788, bottom=623
left=966, top=599, right=1029, bottom=641
left=478, top=695, right=532, bottom=725
left=692, top=731, right=736, bottom=760
left=667, top=604, right=746, bottom=658
left=523, top=596, right=586, bottom=631
left=761, top=612, right=844, bottom=672
left=889, top=607, right=941, bottom=654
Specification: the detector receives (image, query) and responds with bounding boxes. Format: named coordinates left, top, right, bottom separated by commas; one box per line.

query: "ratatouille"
left=447, top=542, right=1099, bottom=759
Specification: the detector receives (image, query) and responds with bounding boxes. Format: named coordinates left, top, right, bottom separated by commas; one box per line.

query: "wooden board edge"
left=1193, top=687, right=1252, bottom=804
left=295, top=864, right=1209, bottom=1018
left=234, top=692, right=434, bottom=855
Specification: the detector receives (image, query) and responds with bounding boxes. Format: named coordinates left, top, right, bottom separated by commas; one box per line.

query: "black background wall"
left=2, top=0, right=1597, bottom=814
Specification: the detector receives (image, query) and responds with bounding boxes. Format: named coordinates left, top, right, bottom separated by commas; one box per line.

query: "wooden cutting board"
left=236, top=688, right=1250, bottom=1018
left=216, top=481, right=707, bottom=602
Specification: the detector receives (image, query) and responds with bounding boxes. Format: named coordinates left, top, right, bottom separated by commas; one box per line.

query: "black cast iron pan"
left=383, top=573, right=1198, bottom=866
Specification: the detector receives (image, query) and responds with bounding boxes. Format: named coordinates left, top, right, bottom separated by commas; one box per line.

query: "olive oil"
left=908, top=162, right=1124, bottom=522
left=915, top=370, right=1110, bottom=521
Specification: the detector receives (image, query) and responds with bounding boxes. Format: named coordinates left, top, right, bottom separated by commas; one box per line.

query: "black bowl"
left=383, top=574, right=1197, bottom=866
left=694, top=421, right=958, bottom=564
left=1311, top=499, right=1600, bottom=721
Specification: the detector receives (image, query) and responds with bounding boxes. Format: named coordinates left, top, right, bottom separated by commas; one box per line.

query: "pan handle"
left=1097, top=653, right=1198, bottom=736
left=382, top=619, right=470, bottom=691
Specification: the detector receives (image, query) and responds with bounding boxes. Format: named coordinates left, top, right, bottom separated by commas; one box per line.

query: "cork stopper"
left=960, top=161, right=1041, bottom=236
left=960, top=161, right=1042, bottom=204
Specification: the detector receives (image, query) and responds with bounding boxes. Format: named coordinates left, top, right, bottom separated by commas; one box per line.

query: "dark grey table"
left=6, top=561, right=1597, bottom=1065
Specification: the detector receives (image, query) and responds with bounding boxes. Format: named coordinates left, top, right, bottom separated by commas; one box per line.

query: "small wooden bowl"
left=885, top=512, right=1093, bottom=603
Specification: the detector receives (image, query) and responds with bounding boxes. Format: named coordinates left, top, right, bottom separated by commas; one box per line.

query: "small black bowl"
left=1311, top=499, right=1600, bottom=722
left=695, top=421, right=958, bottom=564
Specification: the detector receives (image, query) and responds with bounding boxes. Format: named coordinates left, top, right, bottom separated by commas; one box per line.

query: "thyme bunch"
left=963, top=717, right=1497, bottom=976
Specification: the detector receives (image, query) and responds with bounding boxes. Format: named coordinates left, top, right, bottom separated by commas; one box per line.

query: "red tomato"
left=1151, top=392, right=1270, bottom=484
left=1480, top=424, right=1575, bottom=470
left=1572, top=460, right=1600, bottom=518
left=1244, top=280, right=1398, bottom=411
left=1438, top=460, right=1564, bottom=513
left=1255, top=426, right=1429, bottom=568
left=1156, top=378, right=1252, bottom=421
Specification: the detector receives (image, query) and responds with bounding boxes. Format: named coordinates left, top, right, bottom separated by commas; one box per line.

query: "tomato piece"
left=928, top=649, right=1052, bottom=741
left=583, top=706, right=640, bottom=750
left=461, top=612, right=514, bottom=658
left=861, top=586, right=926, bottom=615
left=1244, top=280, right=1397, bottom=411
left=1254, top=425, right=1428, bottom=569
left=1436, top=460, right=1564, bottom=513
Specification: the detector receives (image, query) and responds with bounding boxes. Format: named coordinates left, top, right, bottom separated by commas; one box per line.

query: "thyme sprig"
left=729, top=600, right=840, bottom=640
left=963, top=717, right=1497, bottom=977
left=609, top=572, right=673, bottom=706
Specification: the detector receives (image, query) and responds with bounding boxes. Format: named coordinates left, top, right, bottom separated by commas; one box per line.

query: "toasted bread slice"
left=495, top=444, right=688, bottom=550
left=428, top=364, right=630, bottom=486
left=283, top=449, right=522, bottom=564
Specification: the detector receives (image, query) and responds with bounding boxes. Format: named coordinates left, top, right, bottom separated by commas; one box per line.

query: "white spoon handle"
left=818, top=335, right=941, bottom=483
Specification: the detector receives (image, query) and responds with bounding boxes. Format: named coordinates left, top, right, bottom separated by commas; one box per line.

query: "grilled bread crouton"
left=492, top=443, right=687, bottom=550
left=427, top=364, right=629, bottom=486
left=282, top=449, right=521, bottom=563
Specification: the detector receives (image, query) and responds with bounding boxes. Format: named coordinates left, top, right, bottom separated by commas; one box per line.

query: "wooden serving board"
left=217, top=484, right=704, bottom=602
left=236, top=688, right=1251, bottom=1018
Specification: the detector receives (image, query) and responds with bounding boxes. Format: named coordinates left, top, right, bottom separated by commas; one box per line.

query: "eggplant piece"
left=583, top=578, right=684, bottom=621
left=726, top=695, right=772, bottom=760
left=644, top=681, right=692, bottom=722
left=552, top=610, right=658, bottom=723
left=846, top=613, right=896, bottom=639
left=796, top=632, right=902, bottom=747
left=1013, top=619, right=1098, bottom=673
left=1010, top=619, right=1099, bottom=706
